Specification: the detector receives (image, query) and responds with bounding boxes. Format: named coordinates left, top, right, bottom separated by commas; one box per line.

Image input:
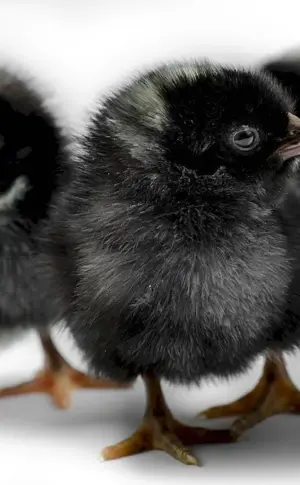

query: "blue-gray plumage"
left=43, top=60, right=300, bottom=464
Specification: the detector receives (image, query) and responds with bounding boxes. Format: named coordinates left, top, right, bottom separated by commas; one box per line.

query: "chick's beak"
left=278, top=113, right=300, bottom=161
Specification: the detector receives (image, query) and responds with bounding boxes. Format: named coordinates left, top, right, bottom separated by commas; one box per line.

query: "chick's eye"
left=230, top=127, right=260, bottom=152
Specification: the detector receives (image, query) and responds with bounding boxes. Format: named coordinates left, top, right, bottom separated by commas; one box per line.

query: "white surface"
left=1, top=1, right=300, bottom=484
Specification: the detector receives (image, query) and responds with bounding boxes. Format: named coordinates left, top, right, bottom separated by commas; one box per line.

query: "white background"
left=1, top=1, right=300, bottom=484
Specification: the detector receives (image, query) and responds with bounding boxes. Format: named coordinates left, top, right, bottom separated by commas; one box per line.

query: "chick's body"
left=0, top=74, right=61, bottom=334
left=0, top=71, right=124, bottom=406
left=47, top=62, right=300, bottom=463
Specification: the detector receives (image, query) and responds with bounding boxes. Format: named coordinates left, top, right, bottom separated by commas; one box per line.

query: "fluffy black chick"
left=0, top=70, right=125, bottom=408
left=200, top=52, right=300, bottom=439
left=45, top=61, right=300, bottom=464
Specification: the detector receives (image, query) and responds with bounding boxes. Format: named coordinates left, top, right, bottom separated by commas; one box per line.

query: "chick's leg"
left=200, top=351, right=300, bottom=439
left=101, top=373, right=234, bottom=466
left=0, top=331, right=130, bottom=409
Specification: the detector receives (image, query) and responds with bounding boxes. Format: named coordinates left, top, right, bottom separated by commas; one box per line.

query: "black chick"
left=45, top=61, right=300, bottom=465
left=200, top=52, right=300, bottom=438
left=0, top=70, right=127, bottom=408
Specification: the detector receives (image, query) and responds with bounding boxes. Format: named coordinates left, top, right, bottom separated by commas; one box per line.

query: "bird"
left=43, top=60, right=300, bottom=465
left=198, top=51, right=300, bottom=439
left=0, top=69, right=129, bottom=410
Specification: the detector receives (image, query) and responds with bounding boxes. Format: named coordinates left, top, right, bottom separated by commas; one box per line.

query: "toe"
left=157, top=434, right=200, bottom=466
left=101, top=430, right=150, bottom=461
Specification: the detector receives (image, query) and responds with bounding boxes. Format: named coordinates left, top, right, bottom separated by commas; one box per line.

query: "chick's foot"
left=0, top=333, right=130, bottom=409
left=101, top=373, right=234, bottom=466
left=200, top=351, right=300, bottom=439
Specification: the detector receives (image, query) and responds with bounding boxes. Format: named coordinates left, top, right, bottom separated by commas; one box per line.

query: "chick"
left=199, top=53, right=300, bottom=438
left=44, top=61, right=300, bottom=465
left=0, top=70, right=128, bottom=409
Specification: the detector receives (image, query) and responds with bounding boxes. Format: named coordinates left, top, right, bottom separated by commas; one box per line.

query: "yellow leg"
left=0, top=332, right=130, bottom=409
left=101, top=373, right=235, bottom=466
left=200, top=351, right=300, bottom=438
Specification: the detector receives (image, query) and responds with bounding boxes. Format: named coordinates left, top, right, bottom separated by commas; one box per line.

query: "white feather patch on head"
left=0, top=175, right=29, bottom=211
